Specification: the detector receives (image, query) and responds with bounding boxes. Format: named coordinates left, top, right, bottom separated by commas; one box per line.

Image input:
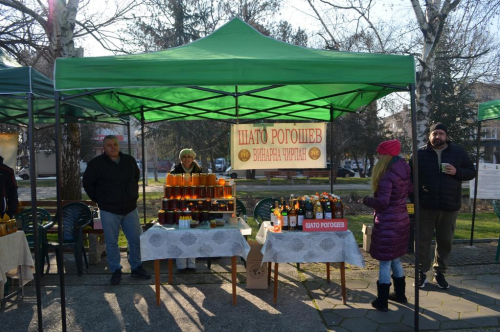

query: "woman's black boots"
left=371, top=281, right=391, bottom=312
left=389, top=276, right=408, bottom=303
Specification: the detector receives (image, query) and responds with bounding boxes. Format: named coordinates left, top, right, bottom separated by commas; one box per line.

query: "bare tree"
left=0, top=0, right=141, bottom=199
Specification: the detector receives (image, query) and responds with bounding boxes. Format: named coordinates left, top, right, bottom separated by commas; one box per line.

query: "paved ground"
left=2, top=240, right=499, bottom=331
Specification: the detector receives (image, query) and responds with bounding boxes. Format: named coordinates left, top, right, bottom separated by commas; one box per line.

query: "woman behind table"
left=362, top=139, right=412, bottom=312
left=170, top=148, right=202, bottom=273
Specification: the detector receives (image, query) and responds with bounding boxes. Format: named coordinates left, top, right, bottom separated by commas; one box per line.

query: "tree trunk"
left=61, top=123, right=82, bottom=199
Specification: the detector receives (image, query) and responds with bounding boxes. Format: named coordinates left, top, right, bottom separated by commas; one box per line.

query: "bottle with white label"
left=315, top=201, right=324, bottom=219
left=324, top=201, right=333, bottom=219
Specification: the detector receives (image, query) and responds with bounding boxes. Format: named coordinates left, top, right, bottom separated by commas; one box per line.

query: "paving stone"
left=476, top=274, right=500, bottom=284
left=478, top=305, right=500, bottom=317
left=321, top=311, right=343, bottom=327
left=461, top=310, right=500, bottom=327
left=460, top=279, right=494, bottom=289
left=401, top=313, right=440, bottom=330
left=446, top=299, right=479, bottom=313
left=439, top=319, right=477, bottom=330
left=460, top=291, right=496, bottom=305
left=421, top=307, right=459, bottom=321
left=365, top=309, right=402, bottom=323
left=304, top=280, right=322, bottom=291
left=407, top=296, right=443, bottom=308
left=426, top=290, right=461, bottom=302
left=328, top=279, right=369, bottom=289
left=333, top=306, right=368, bottom=318
left=377, top=323, right=414, bottom=331
left=476, top=287, right=500, bottom=299
left=309, top=288, right=326, bottom=301
left=314, top=298, right=335, bottom=311
left=340, top=317, right=378, bottom=332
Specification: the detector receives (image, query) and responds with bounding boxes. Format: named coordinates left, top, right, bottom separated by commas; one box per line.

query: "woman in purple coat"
left=363, top=139, right=412, bottom=312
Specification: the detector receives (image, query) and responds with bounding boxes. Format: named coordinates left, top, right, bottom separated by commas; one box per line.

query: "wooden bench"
left=263, top=171, right=298, bottom=185
left=19, top=200, right=105, bottom=265
left=302, top=170, right=336, bottom=185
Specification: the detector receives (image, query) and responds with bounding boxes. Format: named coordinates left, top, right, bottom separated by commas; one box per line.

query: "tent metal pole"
left=470, top=121, right=481, bottom=246
left=27, top=92, right=43, bottom=332
left=141, top=107, right=147, bottom=224
left=235, top=86, right=239, bottom=123
left=330, top=105, right=334, bottom=194
left=127, top=121, right=132, bottom=155
left=54, top=91, right=68, bottom=332
left=409, top=83, right=420, bottom=332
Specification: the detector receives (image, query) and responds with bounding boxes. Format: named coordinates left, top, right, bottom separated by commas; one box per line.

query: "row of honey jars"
left=164, top=184, right=232, bottom=199
left=158, top=210, right=213, bottom=225
left=162, top=198, right=234, bottom=212
left=166, top=173, right=225, bottom=187
left=0, top=219, right=17, bottom=237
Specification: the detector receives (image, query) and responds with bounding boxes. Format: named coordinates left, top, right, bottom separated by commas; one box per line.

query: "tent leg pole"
left=141, top=108, right=147, bottom=224
left=409, top=84, right=420, bottom=332
left=127, top=121, right=132, bottom=155
left=330, top=105, right=334, bottom=194
left=28, top=93, right=43, bottom=332
left=54, top=91, right=68, bottom=332
left=470, top=121, right=481, bottom=246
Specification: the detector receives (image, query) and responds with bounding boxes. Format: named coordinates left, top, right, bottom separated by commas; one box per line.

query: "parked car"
left=157, top=160, right=172, bottom=172
left=214, top=158, right=228, bottom=172
left=225, top=167, right=275, bottom=179
left=337, top=166, right=355, bottom=178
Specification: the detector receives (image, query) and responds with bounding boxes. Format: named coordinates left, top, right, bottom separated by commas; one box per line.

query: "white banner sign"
left=470, top=163, right=500, bottom=199
left=230, top=123, right=327, bottom=170
left=0, top=133, right=19, bottom=170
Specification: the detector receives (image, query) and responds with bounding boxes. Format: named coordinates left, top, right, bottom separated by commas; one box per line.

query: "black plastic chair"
left=16, top=208, right=53, bottom=275
left=236, top=199, right=247, bottom=219
left=253, top=198, right=273, bottom=225
left=493, top=200, right=500, bottom=262
left=47, top=202, right=92, bottom=276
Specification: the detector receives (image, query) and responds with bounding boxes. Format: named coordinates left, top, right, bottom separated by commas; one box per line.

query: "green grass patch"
left=17, top=179, right=56, bottom=188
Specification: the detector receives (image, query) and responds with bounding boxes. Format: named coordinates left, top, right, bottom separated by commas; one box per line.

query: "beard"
left=431, top=138, right=445, bottom=147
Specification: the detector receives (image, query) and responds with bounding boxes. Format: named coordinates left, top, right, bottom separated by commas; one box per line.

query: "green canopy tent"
left=54, top=18, right=424, bottom=330
left=470, top=99, right=500, bottom=245
left=0, top=50, right=130, bottom=331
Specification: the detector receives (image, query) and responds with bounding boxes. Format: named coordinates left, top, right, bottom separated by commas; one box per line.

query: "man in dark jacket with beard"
left=0, top=155, right=18, bottom=219
left=410, top=123, right=475, bottom=289
left=83, top=135, right=150, bottom=285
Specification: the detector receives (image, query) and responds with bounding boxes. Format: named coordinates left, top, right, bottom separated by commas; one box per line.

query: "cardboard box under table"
left=258, top=221, right=365, bottom=305
left=246, top=240, right=268, bottom=289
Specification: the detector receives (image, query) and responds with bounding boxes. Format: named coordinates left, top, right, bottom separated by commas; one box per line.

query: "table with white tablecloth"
left=257, top=222, right=365, bottom=304
left=0, top=231, right=34, bottom=300
left=140, top=222, right=251, bottom=305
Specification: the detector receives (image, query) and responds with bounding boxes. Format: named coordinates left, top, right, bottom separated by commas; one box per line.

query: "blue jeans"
left=379, top=258, right=404, bottom=284
left=100, top=209, right=142, bottom=272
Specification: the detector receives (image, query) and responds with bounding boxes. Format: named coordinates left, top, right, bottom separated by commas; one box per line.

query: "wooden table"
left=258, top=226, right=365, bottom=305
left=140, top=223, right=250, bottom=306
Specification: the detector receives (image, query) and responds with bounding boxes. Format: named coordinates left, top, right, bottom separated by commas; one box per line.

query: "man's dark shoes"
left=186, top=268, right=196, bottom=273
left=413, top=270, right=427, bottom=288
left=434, top=272, right=449, bottom=289
left=178, top=268, right=187, bottom=274
left=111, top=269, right=122, bottom=285
left=131, top=265, right=151, bottom=279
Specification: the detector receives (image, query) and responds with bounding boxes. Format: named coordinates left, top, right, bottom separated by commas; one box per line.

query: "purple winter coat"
left=363, top=158, right=413, bottom=261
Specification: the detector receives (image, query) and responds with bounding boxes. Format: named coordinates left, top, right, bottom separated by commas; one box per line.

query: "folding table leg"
left=326, top=262, right=330, bottom=282
left=340, top=262, right=346, bottom=304
left=155, top=260, right=161, bottom=306
left=168, top=259, right=173, bottom=284
left=231, top=256, right=237, bottom=305
left=273, top=263, right=279, bottom=305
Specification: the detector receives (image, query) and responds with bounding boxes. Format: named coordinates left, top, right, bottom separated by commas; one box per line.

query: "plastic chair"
left=493, top=200, right=500, bottom=262
left=236, top=199, right=247, bottom=219
left=253, top=198, right=273, bottom=225
left=16, top=208, right=53, bottom=275
left=47, top=202, right=92, bottom=276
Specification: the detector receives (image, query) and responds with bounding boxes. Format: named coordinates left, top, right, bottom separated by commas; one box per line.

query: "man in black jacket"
left=410, top=123, right=475, bottom=289
left=83, top=135, right=150, bottom=285
left=0, top=155, right=18, bottom=219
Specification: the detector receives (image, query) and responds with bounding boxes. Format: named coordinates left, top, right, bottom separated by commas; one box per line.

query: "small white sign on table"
left=470, top=163, right=500, bottom=199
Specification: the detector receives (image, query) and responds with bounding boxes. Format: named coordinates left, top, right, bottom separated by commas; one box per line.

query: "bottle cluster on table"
left=158, top=172, right=235, bottom=227
left=270, top=193, right=343, bottom=232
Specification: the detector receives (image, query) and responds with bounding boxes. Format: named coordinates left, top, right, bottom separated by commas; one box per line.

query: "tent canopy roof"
left=54, top=18, right=416, bottom=123
left=478, top=99, right=500, bottom=121
left=0, top=50, right=128, bottom=126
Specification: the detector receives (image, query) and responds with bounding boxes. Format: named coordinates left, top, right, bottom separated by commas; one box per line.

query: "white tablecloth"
left=258, top=223, right=365, bottom=267
left=140, top=224, right=250, bottom=261
left=0, top=231, right=34, bottom=299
